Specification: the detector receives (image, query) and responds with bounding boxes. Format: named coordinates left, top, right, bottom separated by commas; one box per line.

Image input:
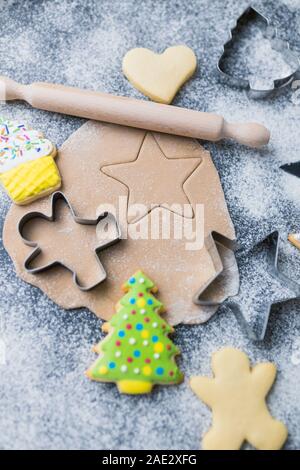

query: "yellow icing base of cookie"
left=0, top=156, right=61, bottom=205
left=117, top=380, right=153, bottom=394
left=84, top=371, right=153, bottom=394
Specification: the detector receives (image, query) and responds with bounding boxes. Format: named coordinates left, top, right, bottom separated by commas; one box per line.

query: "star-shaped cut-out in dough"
left=101, top=133, right=201, bottom=223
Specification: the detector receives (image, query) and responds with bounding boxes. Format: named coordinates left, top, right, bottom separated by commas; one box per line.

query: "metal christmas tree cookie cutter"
left=18, top=191, right=121, bottom=291
left=217, top=6, right=300, bottom=99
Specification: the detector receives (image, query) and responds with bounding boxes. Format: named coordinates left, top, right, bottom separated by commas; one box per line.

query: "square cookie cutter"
left=217, top=6, right=300, bottom=99
left=18, top=191, right=121, bottom=291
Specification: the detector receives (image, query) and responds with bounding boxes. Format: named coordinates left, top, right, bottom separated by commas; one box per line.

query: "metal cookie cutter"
left=194, top=231, right=239, bottom=306
left=227, top=231, right=300, bottom=341
left=217, top=6, right=300, bottom=99
left=18, top=191, right=121, bottom=291
left=197, top=231, right=300, bottom=340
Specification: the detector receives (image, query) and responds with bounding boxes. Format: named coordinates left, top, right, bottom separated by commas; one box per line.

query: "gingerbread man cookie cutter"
left=18, top=191, right=121, bottom=291
left=217, top=6, right=300, bottom=99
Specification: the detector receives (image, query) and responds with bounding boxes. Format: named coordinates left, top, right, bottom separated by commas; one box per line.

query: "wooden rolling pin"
left=0, top=76, right=270, bottom=147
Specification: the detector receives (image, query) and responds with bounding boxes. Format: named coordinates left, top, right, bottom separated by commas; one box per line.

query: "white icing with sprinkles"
left=0, top=117, right=55, bottom=173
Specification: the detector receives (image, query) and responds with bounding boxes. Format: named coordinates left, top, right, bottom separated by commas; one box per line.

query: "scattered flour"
left=291, top=336, right=300, bottom=365
left=282, top=0, right=300, bottom=11
left=0, top=0, right=299, bottom=450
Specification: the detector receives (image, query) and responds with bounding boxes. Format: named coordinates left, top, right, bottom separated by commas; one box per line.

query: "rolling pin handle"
left=222, top=121, right=270, bottom=148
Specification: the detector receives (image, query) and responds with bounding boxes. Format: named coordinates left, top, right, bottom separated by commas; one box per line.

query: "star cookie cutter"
left=18, top=191, right=121, bottom=291
left=227, top=231, right=300, bottom=341
left=197, top=231, right=300, bottom=340
left=217, top=6, right=300, bottom=99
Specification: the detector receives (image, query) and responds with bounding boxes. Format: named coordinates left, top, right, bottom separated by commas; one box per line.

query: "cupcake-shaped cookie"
left=0, top=117, right=61, bottom=205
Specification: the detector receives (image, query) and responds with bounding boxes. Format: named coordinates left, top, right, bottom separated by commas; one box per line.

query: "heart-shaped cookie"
left=122, top=45, right=197, bottom=104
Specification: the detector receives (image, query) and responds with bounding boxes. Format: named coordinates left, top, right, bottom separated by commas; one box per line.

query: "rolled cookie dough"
left=3, top=121, right=237, bottom=325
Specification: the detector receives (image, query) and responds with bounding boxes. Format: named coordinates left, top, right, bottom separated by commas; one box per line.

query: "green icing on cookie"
left=86, top=270, right=183, bottom=394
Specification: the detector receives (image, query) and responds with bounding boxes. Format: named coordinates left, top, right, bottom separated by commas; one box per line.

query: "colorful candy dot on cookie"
left=143, top=366, right=152, bottom=376
left=154, top=342, right=164, bottom=353
left=122, top=45, right=197, bottom=104
left=190, top=347, right=288, bottom=450
left=137, top=298, right=146, bottom=308
left=0, top=117, right=61, bottom=204
left=86, top=270, right=183, bottom=394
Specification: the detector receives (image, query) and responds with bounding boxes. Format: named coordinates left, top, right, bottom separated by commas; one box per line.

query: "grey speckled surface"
left=0, top=0, right=300, bottom=450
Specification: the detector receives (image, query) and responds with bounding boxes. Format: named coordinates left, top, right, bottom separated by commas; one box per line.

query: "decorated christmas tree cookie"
left=86, top=270, right=184, bottom=394
left=0, top=117, right=61, bottom=204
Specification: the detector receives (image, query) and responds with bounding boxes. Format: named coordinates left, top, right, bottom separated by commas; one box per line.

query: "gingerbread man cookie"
left=190, top=347, right=288, bottom=450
